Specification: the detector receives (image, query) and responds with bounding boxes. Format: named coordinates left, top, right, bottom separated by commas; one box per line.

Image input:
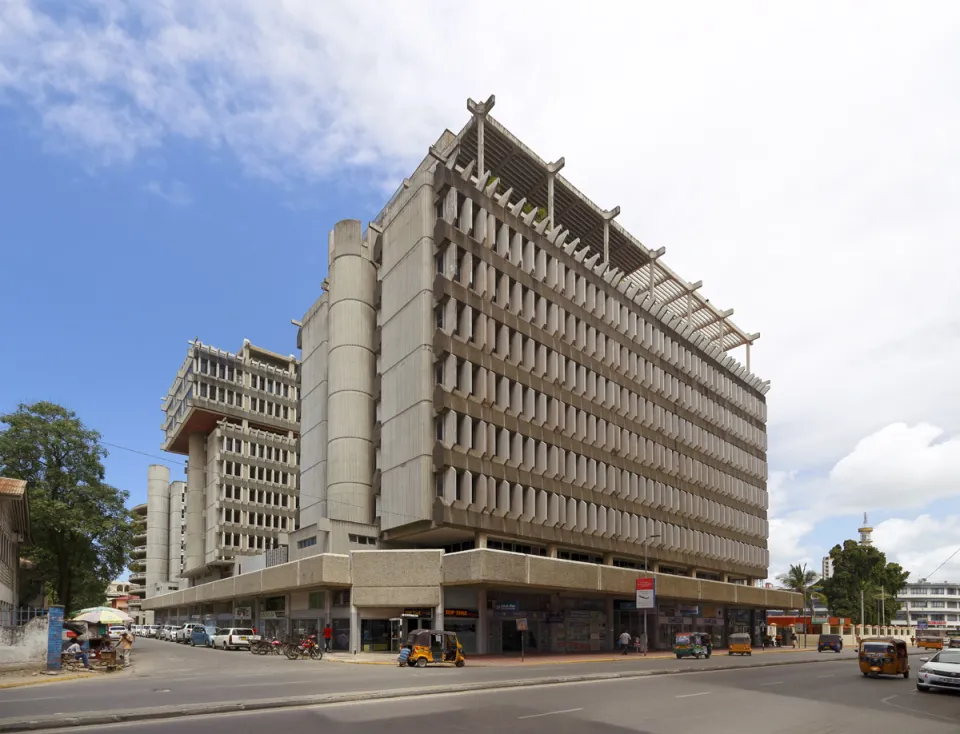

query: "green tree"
left=776, top=563, right=824, bottom=615
left=821, top=540, right=909, bottom=625
left=0, top=402, right=133, bottom=613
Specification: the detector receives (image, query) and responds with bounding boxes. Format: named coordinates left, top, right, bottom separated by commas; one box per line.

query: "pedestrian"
left=66, top=640, right=92, bottom=670
left=323, top=623, right=333, bottom=652
left=619, top=630, right=632, bottom=655
left=119, top=629, right=135, bottom=667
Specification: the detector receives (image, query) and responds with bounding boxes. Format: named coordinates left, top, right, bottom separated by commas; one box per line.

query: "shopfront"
left=444, top=608, right=479, bottom=654
left=613, top=600, right=654, bottom=646
left=487, top=592, right=608, bottom=654
left=260, top=596, right=288, bottom=639
left=654, top=603, right=727, bottom=649
left=290, top=590, right=328, bottom=639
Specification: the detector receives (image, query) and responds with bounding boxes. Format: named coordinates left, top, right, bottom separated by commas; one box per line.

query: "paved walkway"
left=327, top=643, right=819, bottom=666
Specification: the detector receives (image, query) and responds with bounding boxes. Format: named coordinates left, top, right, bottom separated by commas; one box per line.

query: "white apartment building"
left=894, top=580, right=960, bottom=629
left=822, top=556, right=834, bottom=580
left=161, top=339, right=300, bottom=584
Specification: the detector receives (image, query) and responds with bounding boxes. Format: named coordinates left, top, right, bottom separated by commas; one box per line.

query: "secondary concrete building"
left=162, top=339, right=300, bottom=584
left=0, top=478, right=30, bottom=627
left=893, top=579, right=960, bottom=631
left=145, top=97, right=799, bottom=653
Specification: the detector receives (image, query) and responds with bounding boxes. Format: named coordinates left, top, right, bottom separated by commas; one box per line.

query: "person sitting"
left=65, top=641, right=92, bottom=670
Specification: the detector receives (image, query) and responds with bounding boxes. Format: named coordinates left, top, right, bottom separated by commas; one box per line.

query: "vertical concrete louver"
left=299, top=294, right=329, bottom=530
left=145, top=464, right=170, bottom=592
left=167, top=480, right=185, bottom=582
left=325, top=219, right=377, bottom=524
left=185, top=433, right=207, bottom=572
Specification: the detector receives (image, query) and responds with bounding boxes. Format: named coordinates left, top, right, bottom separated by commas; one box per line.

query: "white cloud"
left=144, top=179, right=192, bottom=207
left=873, top=515, right=960, bottom=583
left=2, top=1, right=960, bottom=582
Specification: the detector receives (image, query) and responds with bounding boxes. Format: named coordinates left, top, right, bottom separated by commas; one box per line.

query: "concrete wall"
left=378, top=169, right=438, bottom=531
left=325, top=220, right=377, bottom=526
left=145, top=465, right=170, bottom=592
left=350, top=549, right=442, bottom=608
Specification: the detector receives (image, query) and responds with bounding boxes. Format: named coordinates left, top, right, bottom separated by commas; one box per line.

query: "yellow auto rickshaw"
left=728, top=632, right=752, bottom=656
left=917, top=636, right=943, bottom=651
left=858, top=637, right=909, bottom=679
left=399, top=629, right=465, bottom=668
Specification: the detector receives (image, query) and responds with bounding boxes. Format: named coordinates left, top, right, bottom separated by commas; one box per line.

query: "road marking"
left=675, top=692, right=711, bottom=698
left=881, top=694, right=958, bottom=723
left=517, top=708, right=584, bottom=719
left=759, top=681, right=783, bottom=686
left=816, top=674, right=835, bottom=678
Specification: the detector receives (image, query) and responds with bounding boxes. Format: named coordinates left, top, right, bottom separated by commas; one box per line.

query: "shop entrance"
left=501, top=620, right=523, bottom=652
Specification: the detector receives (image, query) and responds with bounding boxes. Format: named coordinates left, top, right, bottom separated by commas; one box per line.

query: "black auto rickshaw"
left=674, top=631, right=712, bottom=659
left=400, top=629, right=465, bottom=668
left=858, top=637, right=909, bottom=679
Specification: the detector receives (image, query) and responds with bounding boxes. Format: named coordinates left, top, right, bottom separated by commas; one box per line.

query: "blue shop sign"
left=493, top=601, right=518, bottom=612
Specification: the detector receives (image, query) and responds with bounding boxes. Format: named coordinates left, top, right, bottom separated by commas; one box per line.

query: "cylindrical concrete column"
left=325, top=219, right=377, bottom=524
left=167, top=480, right=185, bottom=582
left=299, top=294, right=329, bottom=529
left=145, top=465, right=170, bottom=594
left=185, top=433, right=207, bottom=573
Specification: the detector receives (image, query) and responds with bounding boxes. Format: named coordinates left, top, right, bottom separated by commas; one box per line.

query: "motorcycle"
left=251, top=637, right=284, bottom=655
left=285, top=634, right=323, bottom=661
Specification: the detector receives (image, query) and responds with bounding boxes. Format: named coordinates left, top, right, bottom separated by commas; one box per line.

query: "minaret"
left=858, top=512, right=873, bottom=546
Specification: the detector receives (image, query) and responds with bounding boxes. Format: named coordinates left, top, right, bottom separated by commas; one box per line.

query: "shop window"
left=332, top=590, right=351, bottom=606
left=263, top=596, right=285, bottom=613
left=308, top=591, right=325, bottom=610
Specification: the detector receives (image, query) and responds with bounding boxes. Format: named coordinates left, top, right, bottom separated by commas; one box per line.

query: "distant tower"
left=858, top=512, right=873, bottom=546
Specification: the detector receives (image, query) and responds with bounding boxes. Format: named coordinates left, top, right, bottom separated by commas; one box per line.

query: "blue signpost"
left=46, top=605, right=65, bottom=672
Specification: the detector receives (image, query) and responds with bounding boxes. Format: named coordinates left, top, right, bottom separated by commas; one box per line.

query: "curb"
left=324, top=646, right=817, bottom=666
left=0, top=653, right=864, bottom=732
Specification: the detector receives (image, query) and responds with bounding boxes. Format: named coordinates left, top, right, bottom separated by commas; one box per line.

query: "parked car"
left=160, top=625, right=176, bottom=641
left=143, top=625, right=159, bottom=638
left=191, top=626, right=218, bottom=648
left=212, top=628, right=256, bottom=651
left=107, top=625, right=127, bottom=642
left=175, top=623, right=205, bottom=643
left=817, top=634, right=843, bottom=653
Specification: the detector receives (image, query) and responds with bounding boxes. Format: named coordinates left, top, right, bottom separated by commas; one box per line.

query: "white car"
left=917, top=648, right=960, bottom=693
left=107, top=625, right=128, bottom=642
left=143, top=625, right=159, bottom=637
left=212, top=627, right=256, bottom=650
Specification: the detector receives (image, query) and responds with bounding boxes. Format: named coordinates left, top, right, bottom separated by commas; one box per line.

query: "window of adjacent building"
left=348, top=534, right=376, bottom=546
left=435, top=473, right=444, bottom=498
left=298, top=536, right=317, bottom=550
left=333, top=590, right=351, bottom=606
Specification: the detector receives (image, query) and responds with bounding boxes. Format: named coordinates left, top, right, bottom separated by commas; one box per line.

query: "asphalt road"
left=0, top=638, right=938, bottom=724
left=45, top=657, right=960, bottom=734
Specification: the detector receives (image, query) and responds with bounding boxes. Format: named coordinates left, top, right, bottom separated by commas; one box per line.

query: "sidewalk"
left=0, top=663, right=132, bottom=690
left=326, top=644, right=820, bottom=666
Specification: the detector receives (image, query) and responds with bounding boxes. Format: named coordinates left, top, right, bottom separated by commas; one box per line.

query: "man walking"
left=323, top=623, right=333, bottom=652
left=119, top=628, right=135, bottom=667
left=619, top=630, right=632, bottom=655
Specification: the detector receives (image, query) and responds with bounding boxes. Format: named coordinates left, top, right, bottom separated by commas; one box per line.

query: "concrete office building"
left=145, top=97, right=799, bottom=653
left=0, top=478, right=30, bottom=627
left=162, top=339, right=300, bottom=584
left=128, top=468, right=186, bottom=622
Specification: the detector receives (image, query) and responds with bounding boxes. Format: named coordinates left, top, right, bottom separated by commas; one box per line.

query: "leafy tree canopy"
left=820, top=539, right=909, bottom=625
left=0, top=402, right=133, bottom=613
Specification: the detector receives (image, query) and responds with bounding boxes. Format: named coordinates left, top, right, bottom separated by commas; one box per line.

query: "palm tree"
left=776, top=563, right=819, bottom=595
left=776, top=563, right=824, bottom=648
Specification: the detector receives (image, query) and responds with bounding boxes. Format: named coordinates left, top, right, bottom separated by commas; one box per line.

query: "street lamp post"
left=642, top=533, right=661, bottom=656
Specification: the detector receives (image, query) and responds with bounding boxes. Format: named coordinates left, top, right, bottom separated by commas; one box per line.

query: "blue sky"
left=1, top=1, right=959, bottom=582
left=0, top=109, right=372, bottom=506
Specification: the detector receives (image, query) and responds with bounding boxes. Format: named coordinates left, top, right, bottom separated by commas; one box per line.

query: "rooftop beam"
left=467, top=95, right=496, bottom=184
left=601, top=207, right=621, bottom=264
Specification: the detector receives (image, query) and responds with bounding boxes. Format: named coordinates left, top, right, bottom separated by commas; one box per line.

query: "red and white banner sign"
left=635, top=577, right=656, bottom=610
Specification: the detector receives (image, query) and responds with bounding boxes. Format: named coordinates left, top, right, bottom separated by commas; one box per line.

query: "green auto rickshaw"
left=674, top=631, right=712, bottom=659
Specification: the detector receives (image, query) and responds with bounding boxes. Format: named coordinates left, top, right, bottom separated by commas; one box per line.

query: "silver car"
left=917, top=648, right=960, bottom=693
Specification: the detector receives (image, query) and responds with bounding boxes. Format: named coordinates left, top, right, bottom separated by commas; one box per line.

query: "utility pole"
left=642, top=532, right=661, bottom=656
left=860, top=587, right=865, bottom=631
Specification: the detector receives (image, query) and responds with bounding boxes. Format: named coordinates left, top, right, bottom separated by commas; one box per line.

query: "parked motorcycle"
left=285, top=635, right=323, bottom=660
left=251, top=637, right=284, bottom=655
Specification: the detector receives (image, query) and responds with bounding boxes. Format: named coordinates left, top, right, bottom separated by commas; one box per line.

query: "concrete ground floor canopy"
left=142, top=549, right=802, bottom=655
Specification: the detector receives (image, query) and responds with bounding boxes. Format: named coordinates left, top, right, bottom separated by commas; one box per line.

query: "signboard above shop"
left=444, top=608, right=479, bottom=619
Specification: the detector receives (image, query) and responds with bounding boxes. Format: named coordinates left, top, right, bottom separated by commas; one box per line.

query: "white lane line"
left=759, top=681, right=783, bottom=686
left=517, top=708, right=584, bottom=719
left=675, top=692, right=711, bottom=698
